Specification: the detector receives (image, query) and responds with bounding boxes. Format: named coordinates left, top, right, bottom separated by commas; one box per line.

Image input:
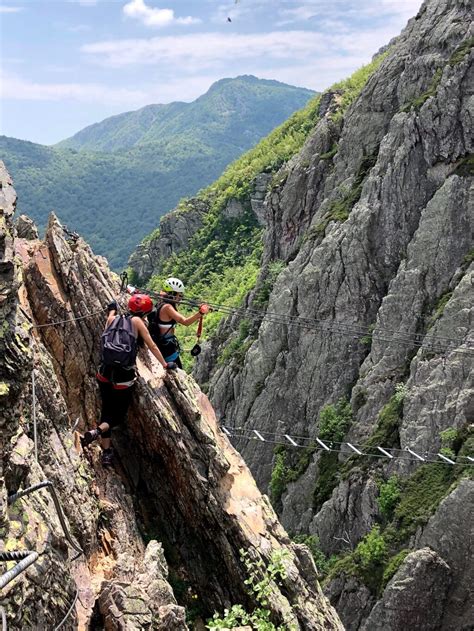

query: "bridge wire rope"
left=124, top=282, right=474, bottom=356
left=222, top=426, right=474, bottom=467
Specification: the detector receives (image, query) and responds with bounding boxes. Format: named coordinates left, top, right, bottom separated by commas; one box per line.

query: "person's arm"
left=134, top=318, right=169, bottom=368
left=105, top=313, right=114, bottom=327
left=104, top=300, right=118, bottom=328
left=161, top=303, right=208, bottom=327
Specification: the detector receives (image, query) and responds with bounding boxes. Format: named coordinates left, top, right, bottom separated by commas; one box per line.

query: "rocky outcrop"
left=1, top=162, right=342, bottom=628
left=15, top=214, right=38, bottom=240
left=202, top=0, right=473, bottom=498
left=417, top=479, right=474, bottom=629
left=128, top=197, right=209, bottom=282
left=361, top=548, right=451, bottom=631
left=191, top=1, right=473, bottom=628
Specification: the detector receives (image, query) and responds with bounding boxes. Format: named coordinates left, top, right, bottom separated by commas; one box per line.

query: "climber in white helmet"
left=147, top=277, right=209, bottom=369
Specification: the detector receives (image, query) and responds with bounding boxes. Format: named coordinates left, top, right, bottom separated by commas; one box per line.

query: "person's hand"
left=165, top=362, right=178, bottom=370
left=106, top=300, right=118, bottom=313
left=199, top=304, right=210, bottom=315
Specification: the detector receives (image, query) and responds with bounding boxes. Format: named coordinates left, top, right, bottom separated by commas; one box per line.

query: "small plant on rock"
left=207, top=549, right=295, bottom=630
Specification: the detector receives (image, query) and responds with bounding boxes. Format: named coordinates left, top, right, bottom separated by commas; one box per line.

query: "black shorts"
left=156, top=335, right=182, bottom=368
left=98, top=380, right=134, bottom=437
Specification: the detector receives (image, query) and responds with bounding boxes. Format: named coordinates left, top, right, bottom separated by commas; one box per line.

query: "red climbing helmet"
left=128, top=293, right=153, bottom=315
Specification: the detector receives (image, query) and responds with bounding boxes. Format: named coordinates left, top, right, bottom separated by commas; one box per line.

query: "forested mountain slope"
left=130, top=0, right=474, bottom=628
left=0, top=76, right=313, bottom=269
left=58, top=75, right=314, bottom=154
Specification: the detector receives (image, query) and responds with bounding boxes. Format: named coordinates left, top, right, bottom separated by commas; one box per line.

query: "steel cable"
left=126, top=284, right=473, bottom=355
left=8, top=481, right=83, bottom=558
left=223, top=426, right=474, bottom=467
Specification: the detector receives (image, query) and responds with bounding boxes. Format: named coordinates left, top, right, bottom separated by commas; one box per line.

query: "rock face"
left=192, top=0, right=473, bottom=628
left=417, top=479, right=474, bottom=629
left=0, top=163, right=341, bottom=629
left=128, top=197, right=209, bottom=282
left=361, top=548, right=451, bottom=631
left=15, top=214, right=38, bottom=240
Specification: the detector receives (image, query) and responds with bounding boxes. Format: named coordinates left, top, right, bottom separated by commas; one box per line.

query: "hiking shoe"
left=101, top=448, right=114, bottom=467
left=80, top=428, right=101, bottom=448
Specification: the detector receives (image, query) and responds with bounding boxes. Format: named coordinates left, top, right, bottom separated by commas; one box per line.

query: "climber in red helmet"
left=80, top=293, right=177, bottom=466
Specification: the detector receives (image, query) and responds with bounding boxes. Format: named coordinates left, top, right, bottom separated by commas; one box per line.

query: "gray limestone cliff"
left=191, top=0, right=473, bottom=628
left=0, top=164, right=341, bottom=629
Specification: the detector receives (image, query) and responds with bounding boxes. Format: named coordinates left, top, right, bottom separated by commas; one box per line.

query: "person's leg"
left=100, top=385, right=134, bottom=466
left=81, top=381, right=112, bottom=447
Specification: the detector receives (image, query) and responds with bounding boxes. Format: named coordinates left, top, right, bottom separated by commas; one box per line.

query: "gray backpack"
left=100, top=315, right=137, bottom=368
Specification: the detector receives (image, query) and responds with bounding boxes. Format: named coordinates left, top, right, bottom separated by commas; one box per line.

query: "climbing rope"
left=222, top=426, right=474, bottom=467
left=30, top=307, right=106, bottom=330
left=122, top=279, right=474, bottom=356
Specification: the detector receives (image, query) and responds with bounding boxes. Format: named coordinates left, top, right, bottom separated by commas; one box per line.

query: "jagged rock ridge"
left=0, top=165, right=341, bottom=628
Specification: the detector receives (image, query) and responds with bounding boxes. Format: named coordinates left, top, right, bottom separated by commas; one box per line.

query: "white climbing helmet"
left=163, top=277, right=185, bottom=294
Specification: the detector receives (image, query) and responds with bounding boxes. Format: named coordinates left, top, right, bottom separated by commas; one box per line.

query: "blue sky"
left=0, top=0, right=422, bottom=145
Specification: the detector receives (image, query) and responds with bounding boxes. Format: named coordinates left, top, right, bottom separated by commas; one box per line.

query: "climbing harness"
left=222, top=426, right=474, bottom=468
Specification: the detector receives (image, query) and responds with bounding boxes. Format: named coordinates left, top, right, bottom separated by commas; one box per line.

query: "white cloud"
left=83, top=31, right=329, bottom=68
left=0, top=5, right=23, bottom=13
left=277, top=0, right=422, bottom=26
left=82, top=26, right=399, bottom=71
left=123, top=0, right=200, bottom=27
left=0, top=71, right=147, bottom=106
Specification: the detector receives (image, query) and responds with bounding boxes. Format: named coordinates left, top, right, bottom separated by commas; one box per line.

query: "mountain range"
left=0, top=76, right=314, bottom=268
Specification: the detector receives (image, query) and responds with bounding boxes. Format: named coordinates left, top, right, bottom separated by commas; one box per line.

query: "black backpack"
left=100, top=315, right=138, bottom=368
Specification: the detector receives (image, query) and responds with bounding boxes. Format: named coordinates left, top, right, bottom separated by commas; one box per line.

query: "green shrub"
left=319, top=144, right=338, bottom=160
left=449, top=37, right=474, bottom=66
left=428, top=290, right=453, bottom=328
left=454, top=154, right=474, bottom=177
left=377, top=476, right=401, bottom=518
left=319, top=398, right=353, bottom=442
left=253, top=260, right=285, bottom=308
left=270, top=447, right=314, bottom=508
left=313, top=150, right=378, bottom=236
left=269, top=450, right=289, bottom=507
left=355, top=526, right=387, bottom=571
left=400, top=68, right=443, bottom=112
left=393, top=464, right=455, bottom=542
left=365, top=392, right=403, bottom=449
left=312, top=451, right=340, bottom=511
